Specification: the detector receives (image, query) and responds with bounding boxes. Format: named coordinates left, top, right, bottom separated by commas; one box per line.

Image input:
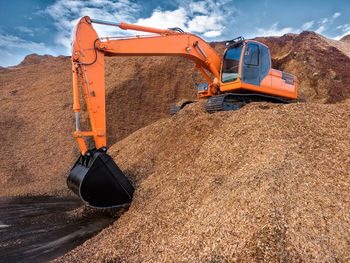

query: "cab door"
left=241, top=43, right=260, bottom=86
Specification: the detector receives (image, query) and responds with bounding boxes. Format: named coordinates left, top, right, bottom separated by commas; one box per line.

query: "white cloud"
left=203, top=30, right=221, bottom=37
left=315, top=12, right=341, bottom=34
left=187, top=15, right=224, bottom=33
left=257, top=23, right=294, bottom=37
left=0, top=34, right=50, bottom=52
left=321, top=18, right=329, bottom=24
left=301, top=21, right=314, bottom=30
left=135, top=0, right=231, bottom=38
left=315, top=25, right=326, bottom=34
left=333, top=12, right=341, bottom=19
left=189, top=1, right=208, bottom=14
left=136, top=8, right=188, bottom=29
left=0, top=34, right=55, bottom=67
left=15, top=26, right=35, bottom=37
left=334, top=24, right=350, bottom=40
left=45, top=0, right=141, bottom=54
left=44, top=0, right=235, bottom=53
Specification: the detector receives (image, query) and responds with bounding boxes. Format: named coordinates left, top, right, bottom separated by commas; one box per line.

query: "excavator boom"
left=72, top=16, right=221, bottom=154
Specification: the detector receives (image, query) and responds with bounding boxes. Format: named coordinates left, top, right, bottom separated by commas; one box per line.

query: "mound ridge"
left=19, top=54, right=56, bottom=66
left=55, top=101, right=350, bottom=262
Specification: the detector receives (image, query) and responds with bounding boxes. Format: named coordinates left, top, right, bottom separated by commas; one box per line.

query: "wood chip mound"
left=55, top=101, right=350, bottom=262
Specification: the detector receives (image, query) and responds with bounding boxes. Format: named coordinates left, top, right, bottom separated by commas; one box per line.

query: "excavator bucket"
left=67, top=148, right=134, bottom=208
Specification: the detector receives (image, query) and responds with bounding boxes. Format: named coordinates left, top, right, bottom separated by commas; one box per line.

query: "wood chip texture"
left=55, top=101, right=350, bottom=262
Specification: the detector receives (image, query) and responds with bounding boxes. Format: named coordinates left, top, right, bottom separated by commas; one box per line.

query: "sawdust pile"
left=0, top=55, right=75, bottom=196
left=0, top=55, right=197, bottom=196
left=56, top=101, right=350, bottom=262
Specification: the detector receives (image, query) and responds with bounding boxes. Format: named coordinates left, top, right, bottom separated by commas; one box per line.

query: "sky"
left=0, top=0, right=349, bottom=67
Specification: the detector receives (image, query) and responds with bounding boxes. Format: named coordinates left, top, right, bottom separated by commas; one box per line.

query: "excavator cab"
left=218, top=39, right=296, bottom=100
left=221, top=39, right=271, bottom=87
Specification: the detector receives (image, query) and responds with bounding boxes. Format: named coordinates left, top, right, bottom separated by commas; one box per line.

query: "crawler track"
left=206, top=93, right=291, bottom=113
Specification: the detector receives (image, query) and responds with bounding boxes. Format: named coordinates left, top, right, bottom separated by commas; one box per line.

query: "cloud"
left=257, top=23, right=294, bottom=37
left=45, top=0, right=235, bottom=54
left=0, top=34, right=49, bottom=51
left=332, top=12, right=341, bottom=19
left=135, top=0, right=232, bottom=38
left=45, top=0, right=141, bottom=54
left=15, top=26, right=35, bottom=37
left=203, top=30, right=221, bottom=37
left=315, top=12, right=341, bottom=34
left=136, top=8, right=188, bottom=29
left=187, top=15, right=224, bottom=33
left=315, top=25, right=326, bottom=34
left=189, top=1, right=208, bottom=14
left=0, top=34, right=55, bottom=67
left=257, top=11, right=343, bottom=38
left=301, top=21, right=314, bottom=30
left=334, top=24, right=350, bottom=40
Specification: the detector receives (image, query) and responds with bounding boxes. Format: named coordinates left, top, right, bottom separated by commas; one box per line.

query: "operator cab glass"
left=241, top=42, right=271, bottom=86
left=222, top=45, right=243, bottom=83
left=222, top=41, right=271, bottom=86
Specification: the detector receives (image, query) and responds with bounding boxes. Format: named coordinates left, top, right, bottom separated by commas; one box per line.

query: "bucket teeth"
left=67, top=148, right=134, bottom=208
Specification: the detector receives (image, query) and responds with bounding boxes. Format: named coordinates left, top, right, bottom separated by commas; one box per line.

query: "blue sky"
left=0, top=0, right=349, bottom=67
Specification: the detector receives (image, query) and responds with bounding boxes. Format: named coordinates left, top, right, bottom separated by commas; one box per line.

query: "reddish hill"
left=340, top=34, right=350, bottom=44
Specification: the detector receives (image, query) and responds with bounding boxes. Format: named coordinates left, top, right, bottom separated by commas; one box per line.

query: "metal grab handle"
left=194, top=41, right=207, bottom=59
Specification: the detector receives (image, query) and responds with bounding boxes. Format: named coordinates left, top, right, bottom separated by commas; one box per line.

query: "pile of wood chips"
left=55, top=101, right=350, bottom=262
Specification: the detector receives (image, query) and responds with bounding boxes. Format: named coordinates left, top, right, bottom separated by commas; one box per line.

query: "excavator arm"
left=72, top=16, right=222, bottom=155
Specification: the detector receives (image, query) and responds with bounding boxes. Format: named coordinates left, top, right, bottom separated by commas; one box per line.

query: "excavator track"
left=206, top=93, right=291, bottom=113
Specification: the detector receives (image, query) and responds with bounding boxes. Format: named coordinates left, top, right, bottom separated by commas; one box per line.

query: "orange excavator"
left=67, top=16, right=297, bottom=208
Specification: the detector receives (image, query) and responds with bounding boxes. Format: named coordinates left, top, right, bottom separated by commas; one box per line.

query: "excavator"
left=67, top=16, right=297, bottom=208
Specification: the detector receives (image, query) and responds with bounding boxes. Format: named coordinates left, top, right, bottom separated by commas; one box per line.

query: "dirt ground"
left=0, top=31, right=350, bottom=262
left=0, top=196, right=114, bottom=263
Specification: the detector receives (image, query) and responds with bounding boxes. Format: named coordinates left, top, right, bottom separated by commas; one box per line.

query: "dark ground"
left=0, top=196, right=114, bottom=263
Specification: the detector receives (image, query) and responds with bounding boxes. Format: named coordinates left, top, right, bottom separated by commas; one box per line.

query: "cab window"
left=244, top=44, right=259, bottom=66
left=222, top=45, right=242, bottom=83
